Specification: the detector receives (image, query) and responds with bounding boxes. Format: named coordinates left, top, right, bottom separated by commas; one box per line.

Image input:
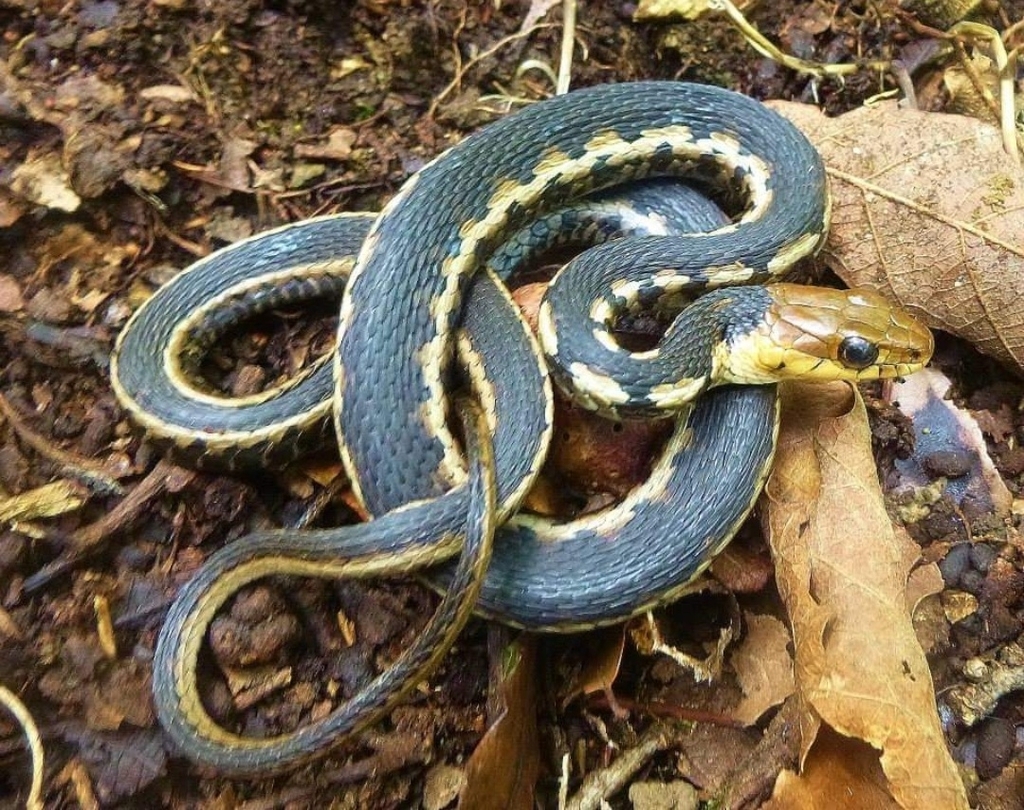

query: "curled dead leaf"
left=772, top=100, right=1024, bottom=374
left=762, top=381, right=967, bottom=809
left=729, top=613, right=794, bottom=726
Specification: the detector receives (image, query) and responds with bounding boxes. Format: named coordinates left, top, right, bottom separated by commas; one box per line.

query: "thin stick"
left=556, top=0, right=577, bottom=95
left=0, top=684, right=44, bottom=810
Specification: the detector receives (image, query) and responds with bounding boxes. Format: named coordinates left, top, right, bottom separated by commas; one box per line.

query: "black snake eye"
left=838, top=336, right=879, bottom=369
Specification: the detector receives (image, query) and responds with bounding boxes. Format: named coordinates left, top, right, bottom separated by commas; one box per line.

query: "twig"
left=0, top=392, right=125, bottom=496
left=565, top=720, right=692, bottom=810
left=708, top=0, right=889, bottom=78
left=556, top=0, right=577, bottom=95
left=0, top=683, right=45, bottom=810
left=22, top=458, right=195, bottom=593
left=428, top=18, right=554, bottom=118
left=587, top=692, right=745, bottom=728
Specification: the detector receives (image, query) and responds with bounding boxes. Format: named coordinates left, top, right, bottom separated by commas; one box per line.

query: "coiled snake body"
left=111, top=82, right=933, bottom=773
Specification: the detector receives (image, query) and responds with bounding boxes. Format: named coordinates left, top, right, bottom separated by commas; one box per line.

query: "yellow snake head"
left=719, top=284, right=934, bottom=384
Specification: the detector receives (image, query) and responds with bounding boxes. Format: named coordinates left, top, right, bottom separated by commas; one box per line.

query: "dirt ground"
left=2, top=1, right=1024, bottom=808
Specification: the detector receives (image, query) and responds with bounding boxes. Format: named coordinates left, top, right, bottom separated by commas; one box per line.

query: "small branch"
left=565, top=720, right=692, bottom=810
left=22, top=458, right=194, bottom=593
left=428, top=18, right=554, bottom=118
left=0, top=392, right=125, bottom=496
left=556, top=0, right=577, bottom=95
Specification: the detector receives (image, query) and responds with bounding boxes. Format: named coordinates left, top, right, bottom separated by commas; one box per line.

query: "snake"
left=109, top=81, right=934, bottom=774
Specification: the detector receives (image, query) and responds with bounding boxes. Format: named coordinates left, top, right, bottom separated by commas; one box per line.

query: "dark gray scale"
left=489, top=178, right=728, bottom=279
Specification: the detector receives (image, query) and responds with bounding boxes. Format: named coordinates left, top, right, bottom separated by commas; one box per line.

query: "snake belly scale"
left=110, top=81, right=934, bottom=773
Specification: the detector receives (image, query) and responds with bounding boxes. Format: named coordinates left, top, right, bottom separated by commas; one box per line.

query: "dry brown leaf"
left=0, top=480, right=88, bottom=523
left=772, top=100, right=1024, bottom=373
left=765, top=726, right=900, bottom=810
left=763, top=381, right=967, bottom=809
left=730, top=613, right=794, bottom=726
left=460, top=637, right=538, bottom=810
left=565, top=626, right=626, bottom=706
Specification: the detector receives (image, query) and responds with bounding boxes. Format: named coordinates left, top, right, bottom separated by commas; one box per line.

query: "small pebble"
left=939, top=543, right=971, bottom=588
left=963, top=658, right=988, bottom=682
left=229, top=586, right=282, bottom=623
left=969, top=543, right=998, bottom=573
left=231, top=364, right=267, bottom=397
left=922, top=449, right=973, bottom=479
left=959, top=569, right=986, bottom=596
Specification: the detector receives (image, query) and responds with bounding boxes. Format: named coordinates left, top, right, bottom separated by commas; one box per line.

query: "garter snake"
left=110, top=81, right=934, bottom=774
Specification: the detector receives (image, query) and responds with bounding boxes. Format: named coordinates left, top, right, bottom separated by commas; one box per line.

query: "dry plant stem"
left=22, top=458, right=194, bottom=594
left=558, top=753, right=570, bottom=810
left=427, top=14, right=553, bottom=118
left=0, top=683, right=44, bottom=810
left=708, top=0, right=889, bottom=78
left=948, top=21, right=1020, bottom=165
left=889, top=61, right=919, bottom=108
left=556, top=0, right=577, bottom=94
left=0, top=392, right=124, bottom=495
left=564, top=720, right=692, bottom=810
left=587, top=692, right=745, bottom=727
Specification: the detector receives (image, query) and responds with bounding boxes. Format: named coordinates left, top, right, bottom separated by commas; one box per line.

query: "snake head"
left=719, top=284, right=934, bottom=384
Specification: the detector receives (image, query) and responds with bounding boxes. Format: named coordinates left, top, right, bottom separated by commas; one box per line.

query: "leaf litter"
left=2, top=1, right=1024, bottom=807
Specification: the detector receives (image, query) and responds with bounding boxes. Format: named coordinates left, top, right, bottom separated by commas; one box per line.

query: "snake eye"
left=838, top=336, right=879, bottom=370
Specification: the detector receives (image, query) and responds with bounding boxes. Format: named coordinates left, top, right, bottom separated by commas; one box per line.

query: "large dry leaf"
left=763, top=381, right=966, bottom=810
left=772, top=100, right=1024, bottom=374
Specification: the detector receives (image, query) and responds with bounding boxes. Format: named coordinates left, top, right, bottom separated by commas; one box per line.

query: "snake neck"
left=662, top=285, right=776, bottom=386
